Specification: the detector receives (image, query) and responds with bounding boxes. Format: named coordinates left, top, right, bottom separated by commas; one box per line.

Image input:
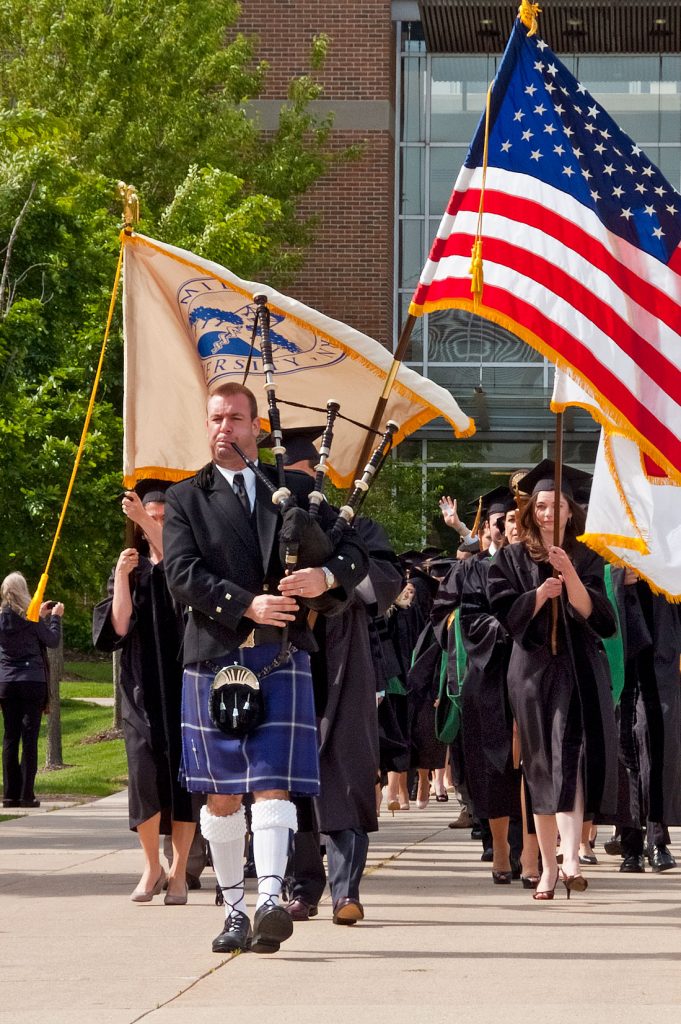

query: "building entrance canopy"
left=418, top=0, right=681, bottom=54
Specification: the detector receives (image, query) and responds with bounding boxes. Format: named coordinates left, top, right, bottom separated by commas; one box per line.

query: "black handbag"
left=209, top=664, right=264, bottom=738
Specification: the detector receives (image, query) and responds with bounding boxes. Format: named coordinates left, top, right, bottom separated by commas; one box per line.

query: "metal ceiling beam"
left=417, top=1, right=681, bottom=53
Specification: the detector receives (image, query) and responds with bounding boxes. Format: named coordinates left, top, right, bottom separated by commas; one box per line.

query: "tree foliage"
left=327, top=457, right=492, bottom=558
left=0, top=1, right=349, bottom=647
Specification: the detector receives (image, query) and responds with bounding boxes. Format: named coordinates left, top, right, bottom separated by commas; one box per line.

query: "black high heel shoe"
left=532, top=869, right=559, bottom=901
left=521, top=874, right=540, bottom=889
left=560, top=870, right=588, bottom=900
left=491, top=870, right=512, bottom=885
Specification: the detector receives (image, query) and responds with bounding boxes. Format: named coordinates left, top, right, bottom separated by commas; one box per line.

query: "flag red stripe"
left=432, top=230, right=681, bottom=403
left=449, top=188, right=681, bottom=340
left=419, top=276, right=681, bottom=470
left=642, top=453, right=668, bottom=478
left=427, top=188, right=469, bottom=264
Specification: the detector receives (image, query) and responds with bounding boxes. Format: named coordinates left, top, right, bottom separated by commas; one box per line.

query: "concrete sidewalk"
left=1, top=793, right=679, bottom=1024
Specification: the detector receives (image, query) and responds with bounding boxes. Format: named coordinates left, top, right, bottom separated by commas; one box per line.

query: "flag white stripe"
left=437, top=208, right=681, bottom=366
left=431, top=249, right=681, bottom=432
left=429, top=167, right=681, bottom=304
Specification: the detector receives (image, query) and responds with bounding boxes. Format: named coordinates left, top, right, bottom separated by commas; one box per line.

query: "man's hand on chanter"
left=244, top=594, right=299, bottom=626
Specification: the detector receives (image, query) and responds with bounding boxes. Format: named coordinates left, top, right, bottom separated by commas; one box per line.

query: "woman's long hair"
left=518, top=493, right=586, bottom=562
left=0, top=572, right=32, bottom=616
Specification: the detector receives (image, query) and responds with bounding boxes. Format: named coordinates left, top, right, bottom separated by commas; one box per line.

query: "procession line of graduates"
left=423, top=461, right=680, bottom=898
left=90, top=444, right=680, bottom=947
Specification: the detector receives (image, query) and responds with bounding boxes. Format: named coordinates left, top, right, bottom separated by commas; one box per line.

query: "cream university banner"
left=552, top=370, right=681, bottom=602
left=122, top=233, right=474, bottom=488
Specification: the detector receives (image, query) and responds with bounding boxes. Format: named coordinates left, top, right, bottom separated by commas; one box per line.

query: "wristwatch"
left=321, top=566, right=337, bottom=590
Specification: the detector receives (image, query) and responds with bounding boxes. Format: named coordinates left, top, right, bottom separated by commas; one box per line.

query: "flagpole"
left=551, top=410, right=564, bottom=655
left=351, top=313, right=416, bottom=479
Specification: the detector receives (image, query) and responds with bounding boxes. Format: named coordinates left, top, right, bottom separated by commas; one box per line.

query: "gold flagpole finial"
left=518, top=1, right=542, bottom=36
left=117, top=181, right=140, bottom=234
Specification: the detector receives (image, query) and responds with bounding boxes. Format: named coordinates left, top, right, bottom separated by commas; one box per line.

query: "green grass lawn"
left=64, top=659, right=113, bottom=684
left=1, top=658, right=127, bottom=800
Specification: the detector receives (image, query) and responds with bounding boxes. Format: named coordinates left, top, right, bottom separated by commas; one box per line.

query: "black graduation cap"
left=407, top=566, right=441, bottom=598
left=468, top=485, right=515, bottom=517
left=398, top=549, right=427, bottom=568
left=119, top=479, right=171, bottom=504
left=420, top=546, right=443, bottom=559
left=516, top=459, right=592, bottom=503
left=423, top=556, right=457, bottom=579
left=260, top=425, right=325, bottom=466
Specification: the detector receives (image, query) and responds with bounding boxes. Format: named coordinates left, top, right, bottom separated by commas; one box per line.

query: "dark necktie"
left=232, top=473, right=251, bottom=516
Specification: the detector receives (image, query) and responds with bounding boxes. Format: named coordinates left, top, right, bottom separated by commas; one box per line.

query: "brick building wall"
left=234, top=1, right=395, bottom=347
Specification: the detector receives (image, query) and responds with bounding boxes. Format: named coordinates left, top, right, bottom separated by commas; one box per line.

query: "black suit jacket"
left=163, top=463, right=369, bottom=665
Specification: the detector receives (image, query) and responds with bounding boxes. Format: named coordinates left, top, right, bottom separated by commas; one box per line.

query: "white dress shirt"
left=215, top=463, right=257, bottom=513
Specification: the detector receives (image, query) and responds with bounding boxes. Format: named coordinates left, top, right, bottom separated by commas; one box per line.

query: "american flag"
left=410, top=18, right=681, bottom=482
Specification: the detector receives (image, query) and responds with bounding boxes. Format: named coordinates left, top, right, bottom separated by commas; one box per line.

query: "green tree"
left=326, top=457, right=492, bottom=557
left=0, top=2, right=350, bottom=647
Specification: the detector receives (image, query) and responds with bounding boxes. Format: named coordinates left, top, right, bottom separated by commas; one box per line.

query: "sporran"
left=208, top=645, right=295, bottom=738
left=209, top=664, right=263, bottom=738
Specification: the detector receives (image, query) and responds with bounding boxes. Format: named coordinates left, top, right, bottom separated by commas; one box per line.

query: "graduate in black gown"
left=277, top=430, right=402, bottom=925
left=93, top=486, right=195, bottom=905
left=609, top=567, right=681, bottom=872
left=458, top=489, right=523, bottom=885
left=407, top=561, right=453, bottom=808
left=488, top=461, right=618, bottom=901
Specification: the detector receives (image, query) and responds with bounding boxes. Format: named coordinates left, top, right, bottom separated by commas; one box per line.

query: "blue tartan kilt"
left=179, top=645, right=320, bottom=796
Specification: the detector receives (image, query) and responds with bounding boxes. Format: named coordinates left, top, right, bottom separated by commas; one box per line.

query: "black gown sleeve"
left=460, top=557, right=508, bottom=661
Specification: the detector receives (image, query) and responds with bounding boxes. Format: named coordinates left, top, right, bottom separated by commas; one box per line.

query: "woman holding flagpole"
left=487, top=461, right=618, bottom=901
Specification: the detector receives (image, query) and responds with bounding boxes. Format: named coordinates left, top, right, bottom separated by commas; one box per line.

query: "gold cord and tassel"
left=26, top=184, right=136, bottom=621
left=469, top=81, right=493, bottom=311
left=468, top=4, right=542, bottom=308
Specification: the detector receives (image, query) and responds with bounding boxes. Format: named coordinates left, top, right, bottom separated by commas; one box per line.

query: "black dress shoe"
left=332, top=898, right=364, bottom=925
left=648, top=845, right=677, bottom=872
left=2, top=799, right=20, bottom=808
left=19, top=799, right=40, bottom=808
left=212, top=911, right=252, bottom=953
left=250, top=903, right=294, bottom=954
left=603, top=837, right=623, bottom=857
left=480, top=847, right=494, bottom=862
left=186, top=873, right=202, bottom=891
left=285, top=898, right=318, bottom=921
left=619, top=854, right=645, bottom=873
left=510, top=857, right=522, bottom=880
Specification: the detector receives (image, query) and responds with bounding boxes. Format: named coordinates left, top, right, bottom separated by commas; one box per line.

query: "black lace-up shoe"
left=250, top=903, right=294, bottom=954
left=619, top=854, right=645, bottom=873
left=648, top=845, right=677, bottom=872
left=212, top=911, right=252, bottom=953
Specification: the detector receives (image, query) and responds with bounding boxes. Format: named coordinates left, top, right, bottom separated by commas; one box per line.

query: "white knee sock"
left=251, top=799, right=298, bottom=911
left=200, top=806, right=247, bottom=918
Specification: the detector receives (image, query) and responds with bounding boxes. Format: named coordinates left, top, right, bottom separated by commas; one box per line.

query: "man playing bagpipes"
left=162, top=380, right=369, bottom=956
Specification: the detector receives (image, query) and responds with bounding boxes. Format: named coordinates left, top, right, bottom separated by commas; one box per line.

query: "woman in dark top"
left=487, top=464, right=618, bottom=900
left=0, top=572, right=63, bottom=807
left=93, top=489, right=194, bottom=905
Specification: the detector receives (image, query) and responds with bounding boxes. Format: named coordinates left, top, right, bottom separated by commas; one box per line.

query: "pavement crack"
left=363, top=825, right=450, bottom=877
left=127, top=950, right=243, bottom=1022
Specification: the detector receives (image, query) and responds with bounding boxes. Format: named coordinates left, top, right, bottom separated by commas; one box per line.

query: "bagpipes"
left=210, top=293, right=398, bottom=737
left=233, top=293, right=399, bottom=577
